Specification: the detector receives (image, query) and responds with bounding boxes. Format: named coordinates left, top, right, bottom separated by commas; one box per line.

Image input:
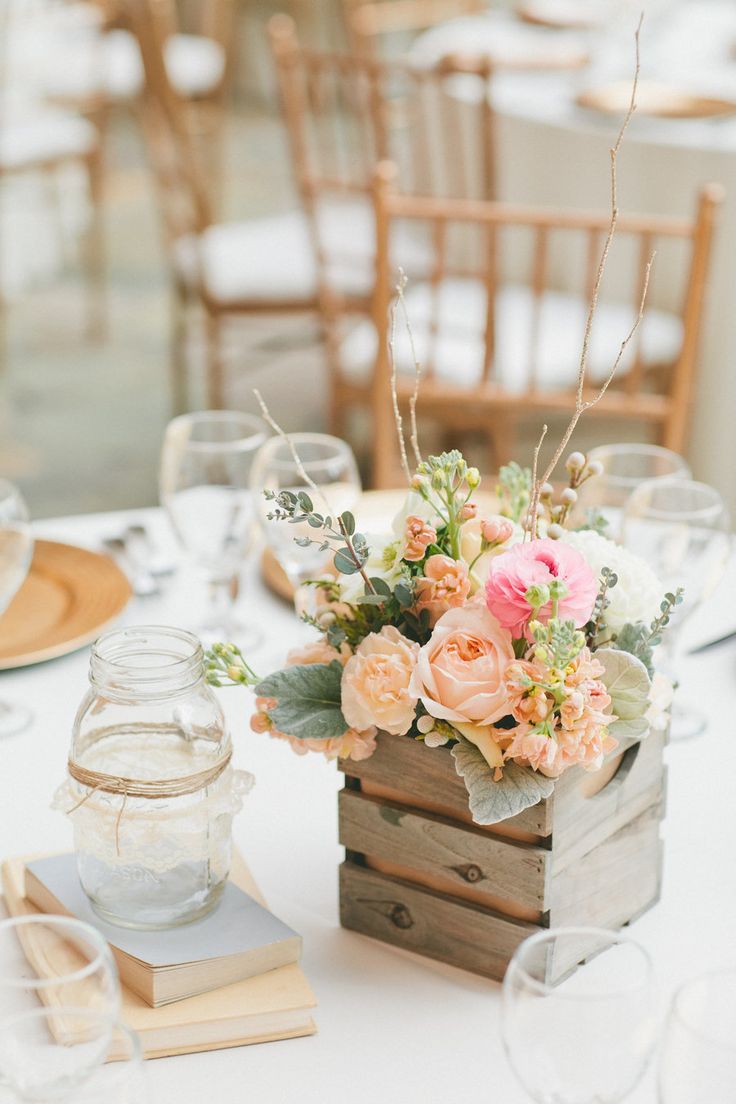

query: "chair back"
left=341, top=0, right=486, bottom=57
left=368, top=162, right=722, bottom=486
left=269, top=13, right=498, bottom=209
left=128, top=0, right=212, bottom=247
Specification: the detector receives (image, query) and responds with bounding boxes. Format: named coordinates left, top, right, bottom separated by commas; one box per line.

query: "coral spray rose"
left=415, top=555, right=471, bottom=626
left=485, top=538, right=597, bottom=638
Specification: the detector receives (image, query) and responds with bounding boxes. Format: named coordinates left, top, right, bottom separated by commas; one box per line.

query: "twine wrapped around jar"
left=64, top=751, right=235, bottom=854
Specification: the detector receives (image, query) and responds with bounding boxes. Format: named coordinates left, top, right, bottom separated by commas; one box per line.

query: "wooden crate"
left=338, top=730, right=666, bottom=982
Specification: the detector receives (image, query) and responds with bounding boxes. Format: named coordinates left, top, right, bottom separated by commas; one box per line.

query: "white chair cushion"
left=0, top=109, right=96, bottom=171
left=173, top=199, right=431, bottom=305
left=44, top=31, right=225, bottom=103
left=338, top=276, right=683, bottom=392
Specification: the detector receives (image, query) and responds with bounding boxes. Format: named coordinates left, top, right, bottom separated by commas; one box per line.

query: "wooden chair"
left=128, top=0, right=333, bottom=411
left=0, top=0, right=105, bottom=341
left=341, top=0, right=487, bottom=57
left=268, top=14, right=498, bottom=433
left=356, top=163, right=722, bottom=487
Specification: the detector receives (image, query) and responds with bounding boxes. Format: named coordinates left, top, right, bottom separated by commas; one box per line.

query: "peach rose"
left=341, top=626, right=419, bottom=736
left=415, top=555, right=471, bottom=627
left=286, top=638, right=351, bottom=667
left=410, top=600, right=515, bottom=728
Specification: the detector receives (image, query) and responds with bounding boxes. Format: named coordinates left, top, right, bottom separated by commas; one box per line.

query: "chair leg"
left=205, top=310, right=225, bottom=408
left=170, top=284, right=190, bottom=415
left=82, top=145, right=106, bottom=341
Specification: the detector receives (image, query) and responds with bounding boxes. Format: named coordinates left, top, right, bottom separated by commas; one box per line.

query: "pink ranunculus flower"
left=415, top=554, right=471, bottom=627
left=485, top=538, right=598, bottom=638
left=410, top=599, right=515, bottom=728
left=341, top=626, right=420, bottom=736
left=403, top=514, right=437, bottom=562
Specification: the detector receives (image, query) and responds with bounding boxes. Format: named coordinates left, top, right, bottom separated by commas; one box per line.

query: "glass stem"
left=205, top=573, right=239, bottom=635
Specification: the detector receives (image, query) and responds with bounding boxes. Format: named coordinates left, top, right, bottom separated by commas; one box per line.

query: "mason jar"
left=55, top=626, right=252, bottom=930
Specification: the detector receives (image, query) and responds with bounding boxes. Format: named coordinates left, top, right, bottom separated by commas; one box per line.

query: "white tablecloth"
left=2, top=507, right=736, bottom=1103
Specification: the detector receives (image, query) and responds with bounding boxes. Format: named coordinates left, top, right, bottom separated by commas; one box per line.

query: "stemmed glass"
left=659, top=968, right=736, bottom=1103
left=502, top=927, right=658, bottom=1104
left=580, top=444, right=692, bottom=540
left=249, top=433, right=362, bottom=612
left=622, top=477, right=732, bottom=741
left=0, top=480, right=34, bottom=735
left=160, top=411, right=267, bottom=648
left=0, top=1012, right=142, bottom=1103
left=0, top=915, right=120, bottom=1101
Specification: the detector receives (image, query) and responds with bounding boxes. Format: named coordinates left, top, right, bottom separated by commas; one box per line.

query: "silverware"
left=688, top=629, right=736, bottom=655
left=103, top=538, right=159, bottom=598
left=125, top=524, right=176, bottom=577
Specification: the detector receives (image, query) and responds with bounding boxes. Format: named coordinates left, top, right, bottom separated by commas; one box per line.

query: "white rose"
left=561, top=529, right=664, bottom=634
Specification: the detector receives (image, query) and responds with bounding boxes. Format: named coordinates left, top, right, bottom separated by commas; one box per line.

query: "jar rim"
left=90, top=626, right=204, bottom=697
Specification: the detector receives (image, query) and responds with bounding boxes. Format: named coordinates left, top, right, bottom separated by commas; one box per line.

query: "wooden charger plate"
left=0, top=540, right=132, bottom=670
left=576, top=80, right=736, bottom=119
left=261, top=487, right=500, bottom=603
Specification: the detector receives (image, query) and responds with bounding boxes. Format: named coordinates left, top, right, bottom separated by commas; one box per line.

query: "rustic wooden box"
left=338, top=730, right=666, bottom=982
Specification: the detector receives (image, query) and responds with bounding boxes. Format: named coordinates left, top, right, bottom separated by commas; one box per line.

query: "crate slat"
left=338, top=788, right=549, bottom=913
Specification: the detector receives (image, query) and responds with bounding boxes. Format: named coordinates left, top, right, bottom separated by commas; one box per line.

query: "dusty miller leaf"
left=596, top=647, right=651, bottom=724
left=256, top=661, right=346, bottom=740
left=451, top=737, right=555, bottom=825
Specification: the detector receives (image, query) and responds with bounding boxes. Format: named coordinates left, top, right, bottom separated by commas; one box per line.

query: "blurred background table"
left=1, top=504, right=735, bottom=1102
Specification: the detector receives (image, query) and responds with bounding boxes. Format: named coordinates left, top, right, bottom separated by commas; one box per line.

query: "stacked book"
left=1, top=853, right=317, bottom=1059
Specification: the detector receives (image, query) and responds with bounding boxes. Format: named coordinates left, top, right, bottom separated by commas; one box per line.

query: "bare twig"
left=525, top=423, right=548, bottom=538
left=527, top=15, right=653, bottom=539
left=388, top=275, right=412, bottom=483
left=253, top=389, right=377, bottom=594
left=395, top=270, right=424, bottom=467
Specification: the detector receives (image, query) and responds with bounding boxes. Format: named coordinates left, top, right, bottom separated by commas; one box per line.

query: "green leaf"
left=451, top=737, right=555, bottom=825
left=297, top=492, right=313, bottom=512
left=596, top=647, right=651, bottom=723
left=369, top=576, right=392, bottom=597
left=394, top=583, right=413, bottom=608
left=609, top=715, right=650, bottom=741
left=340, top=511, right=356, bottom=536
left=334, top=549, right=359, bottom=575
left=612, top=622, right=654, bottom=678
left=256, top=661, right=347, bottom=740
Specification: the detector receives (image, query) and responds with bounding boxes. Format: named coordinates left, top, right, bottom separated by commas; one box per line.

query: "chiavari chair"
left=360, top=162, right=722, bottom=487
left=268, top=14, right=498, bottom=434
left=341, top=0, right=487, bottom=57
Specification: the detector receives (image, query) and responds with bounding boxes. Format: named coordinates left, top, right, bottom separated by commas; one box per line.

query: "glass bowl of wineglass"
left=250, top=433, right=362, bottom=614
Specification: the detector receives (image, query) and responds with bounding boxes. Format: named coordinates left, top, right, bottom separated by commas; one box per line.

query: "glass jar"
left=55, top=626, right=252, bottom=930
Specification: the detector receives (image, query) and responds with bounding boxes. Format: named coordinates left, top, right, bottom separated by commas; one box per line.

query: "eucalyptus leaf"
left=255, top=661, right=347, bottom=740
left=340, top=511, right=356, bottom=536
left=451, top=737, right=555, bottom=825
left=334, top=549, right=359, bottom=575
left=596, top=647, right=651, bottom=722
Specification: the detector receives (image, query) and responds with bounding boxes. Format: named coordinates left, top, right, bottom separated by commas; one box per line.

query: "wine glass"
left=0, top=1012, right=141, bottom=1103
left=160, top=411, right=267, bottom=648
left=0, top=916, right=120, bottom=1100
left=580, top=444, right=692, bottom=540
left=502, top=927, right=658, bottom=1104
left=622, top=477, right=731, bottom=741
left=250, top=433, right=362, bottom=612
left=0, top=480, right=34, bottom=736
left=659, top=968, right=736, bottom=1103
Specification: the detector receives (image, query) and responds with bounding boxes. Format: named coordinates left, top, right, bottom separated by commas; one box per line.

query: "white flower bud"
left=540, top=482, right=554, bottom=500
left=586, top=460, right=604, bottom=478
left=547, top=522, right=564, bottom=540
left=417, top=715, right=436, bottom=734
left=565, top=451, right=585, bottom=473
left=561, top=487, right=578, bottom=505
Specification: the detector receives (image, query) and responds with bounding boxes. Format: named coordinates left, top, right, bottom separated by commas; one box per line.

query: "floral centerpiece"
left=206, top=448, right=677, bottom=825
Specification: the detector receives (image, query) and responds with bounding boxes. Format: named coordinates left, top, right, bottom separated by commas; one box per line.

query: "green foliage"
left=585, top=566, right=618, bottom=645
left=496, top=461, right=531, bottom=523
left=576, top=508, right=611, bottom=536
left=451, top=737, right=555, bottom=824
left=264, top=490, right=370, bottom=583
left=530, top=618, right=586, bottom=670
left=255, top=661, right=347, bottom=740
left=596, top=647, right=652, bottom=739
left=612, top=622, right=654, bottom=677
